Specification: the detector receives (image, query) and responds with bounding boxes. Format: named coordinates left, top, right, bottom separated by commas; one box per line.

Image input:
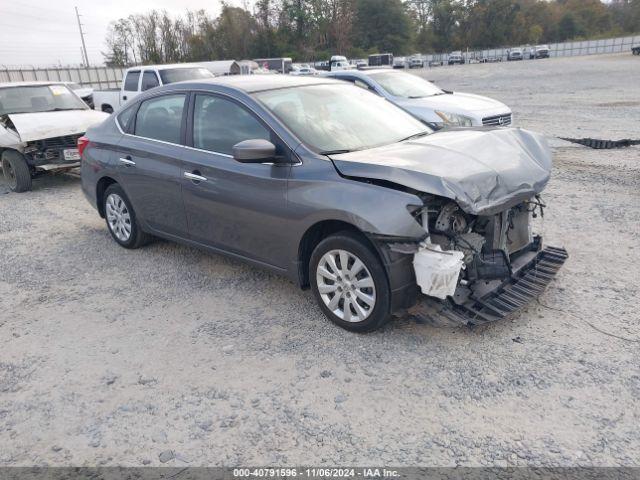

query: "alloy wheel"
left=315, top=249, right=376, bottom=323
left=105, top=193, right=132, bottom=242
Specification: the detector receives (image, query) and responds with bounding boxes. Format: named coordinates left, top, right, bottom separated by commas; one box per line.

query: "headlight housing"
left=434, top=110, right=474, bottom=127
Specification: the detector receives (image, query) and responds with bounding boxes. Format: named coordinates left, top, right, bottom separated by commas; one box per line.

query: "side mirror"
left=232, top=139, right=276, bottom=163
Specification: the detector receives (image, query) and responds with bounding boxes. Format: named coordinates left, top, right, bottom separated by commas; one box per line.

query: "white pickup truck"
left=93, top=64, right=214, bottom=113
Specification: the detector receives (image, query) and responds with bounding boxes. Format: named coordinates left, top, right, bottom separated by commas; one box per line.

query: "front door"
left=181, top=93, right=291, bottom=268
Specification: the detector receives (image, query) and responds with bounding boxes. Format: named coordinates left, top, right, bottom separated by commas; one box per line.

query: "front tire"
left=103, top=184, right=150, bottom=249
left=310, top=231, right=391, bottom=332
left=1, top=151, right=32, bottom=192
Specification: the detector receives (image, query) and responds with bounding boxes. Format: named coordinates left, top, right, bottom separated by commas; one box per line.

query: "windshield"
left=254, top=83, right=430, bottom=154
left=0, top=84, right=87, bottom=115
left=159, top=68, right=214, bottom=84
left=369, top=71, right=443, bottom=98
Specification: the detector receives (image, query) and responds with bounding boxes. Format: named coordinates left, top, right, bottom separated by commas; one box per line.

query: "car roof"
left=0, top=81, right=65, bottom=88
left=326, top=68, right=396, bottom=78
left=174, top=74, right=340, bottom=93
left=126, top=63, right=208, bottom=72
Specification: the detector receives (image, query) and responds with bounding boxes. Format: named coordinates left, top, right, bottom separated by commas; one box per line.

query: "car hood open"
left=7, top=109, right=109, bottom=143
left=329, top=127, right=552, bottom=216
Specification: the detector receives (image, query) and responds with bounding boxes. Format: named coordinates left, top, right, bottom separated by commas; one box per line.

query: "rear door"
left=140, top=70, right=160, bottom=92
left=115, top=92, right=189, bottom=237
left=181, top=92, right=291, bottom=268
left=121, top=70, right=140, bottom=105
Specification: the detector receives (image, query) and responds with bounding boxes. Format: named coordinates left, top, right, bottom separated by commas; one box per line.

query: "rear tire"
left=310, top=231, right=391, bottom=332
left=1, top=150, right=32, bottom=192
left=103, top=184, right=151, bottom=249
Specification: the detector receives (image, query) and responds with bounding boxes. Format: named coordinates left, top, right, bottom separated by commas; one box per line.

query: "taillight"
left=77, top=136, right=90, bottom=158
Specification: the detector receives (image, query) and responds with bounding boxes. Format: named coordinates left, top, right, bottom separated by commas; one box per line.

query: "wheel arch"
left=96, top=176, right=118, bottom=218
left=296, top=219, right=384, bottom=289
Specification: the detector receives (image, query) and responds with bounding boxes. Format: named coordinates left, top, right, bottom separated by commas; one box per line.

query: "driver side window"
left=192, top=94, right=270, bottom=155
left=340, top=76, right=374, bottom=92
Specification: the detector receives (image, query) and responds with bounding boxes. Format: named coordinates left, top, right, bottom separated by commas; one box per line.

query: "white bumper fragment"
left=413, top=245, right=465, bottom=299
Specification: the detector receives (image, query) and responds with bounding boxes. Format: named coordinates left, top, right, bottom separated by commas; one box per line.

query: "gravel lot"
left=1, top=53, right=639, bottom=467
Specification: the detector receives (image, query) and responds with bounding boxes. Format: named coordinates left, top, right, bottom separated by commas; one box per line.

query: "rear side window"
left=117, top=105, right=136, bottom=131
left=134, top=94, right=186, bottom=144
left=141, top=71, right=160, bottom=91
left=192, top=94, right=269, bottom=155
left=123, top=71, right=140, bottom=92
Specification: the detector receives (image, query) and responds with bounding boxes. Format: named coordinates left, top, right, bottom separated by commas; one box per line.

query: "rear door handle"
left=119, top=156, right=135, bottom=166
left=184, top=171, right=207, bottom=182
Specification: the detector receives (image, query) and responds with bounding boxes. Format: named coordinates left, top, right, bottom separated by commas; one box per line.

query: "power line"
left=75, top=6, right=89, bottom=67
left=0, top=5, right=106, bottom=26
left=0, top=22, right=102, bottom=34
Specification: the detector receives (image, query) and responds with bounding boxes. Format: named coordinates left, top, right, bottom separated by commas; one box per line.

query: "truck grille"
left=25, top=134, right=82, bottom=163
left=482, top=114, right=512, bottom=127
left=40, top=134, right=82, bottom=149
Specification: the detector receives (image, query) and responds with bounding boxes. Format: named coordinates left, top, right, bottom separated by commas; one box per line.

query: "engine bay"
left=399, top=195, right=548, bottom=300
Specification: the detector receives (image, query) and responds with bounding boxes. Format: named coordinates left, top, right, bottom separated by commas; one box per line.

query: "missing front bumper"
left=411, top=245, right=569, bottom=326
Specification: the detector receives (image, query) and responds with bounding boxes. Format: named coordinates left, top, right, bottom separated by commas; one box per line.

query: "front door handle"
left=119, top=156, right=136, bottom=166
left=122, top=95, right=127, bottom=101
left=184, top=171, right=207, bottom=182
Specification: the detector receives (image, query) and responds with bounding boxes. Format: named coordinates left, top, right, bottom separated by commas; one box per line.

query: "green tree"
left=353, top=0, right=413, bottom=53
left=558, top=12, right=583, bottom=40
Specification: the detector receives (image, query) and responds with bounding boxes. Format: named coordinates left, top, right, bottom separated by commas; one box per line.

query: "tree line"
left=104, top=0, right=640, bottom=66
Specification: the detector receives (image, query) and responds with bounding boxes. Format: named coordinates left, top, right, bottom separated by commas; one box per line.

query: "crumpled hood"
left=330, top=127, right=552, bottom=216
left=7, top=109, right=109, bottom=143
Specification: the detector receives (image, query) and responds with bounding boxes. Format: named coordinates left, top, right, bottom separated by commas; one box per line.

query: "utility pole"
left=75, top=6, right=89, bottom=67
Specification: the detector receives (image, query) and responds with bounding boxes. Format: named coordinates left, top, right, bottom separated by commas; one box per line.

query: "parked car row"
left=286, top=45, right=549, bottom=73
left=447, top=45, right=551, bottom=64
left=393, top=55, right=425, bottom=69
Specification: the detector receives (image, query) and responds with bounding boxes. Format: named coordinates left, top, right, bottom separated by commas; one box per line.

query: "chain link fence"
left=0, top=66, right=125, bottom=89
left=424, top=34, right=640, bottom=64
left=1, top=34, right=638, bottom=84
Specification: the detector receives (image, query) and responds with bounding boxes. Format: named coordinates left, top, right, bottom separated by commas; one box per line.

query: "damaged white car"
left=0, top=82, right=108, bottom=192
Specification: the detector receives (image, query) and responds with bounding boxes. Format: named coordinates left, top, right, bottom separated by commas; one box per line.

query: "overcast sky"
left=0, top=0, right=250, bottom=67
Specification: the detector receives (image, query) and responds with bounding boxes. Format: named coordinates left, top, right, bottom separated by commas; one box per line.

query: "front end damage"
left=330, top=127, right=567, bottom=325
left=1, top=114, right=83, bottom=173
left=21, top=134, right=83, bottom=172
left=393, top=196, right=567, bottom=325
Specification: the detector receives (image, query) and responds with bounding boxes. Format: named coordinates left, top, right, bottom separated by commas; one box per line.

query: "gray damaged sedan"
left=80, top=76, right=567, bottom=332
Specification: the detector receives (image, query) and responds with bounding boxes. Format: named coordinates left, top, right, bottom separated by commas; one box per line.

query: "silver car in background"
left=325, top=69, right=513, bottom=129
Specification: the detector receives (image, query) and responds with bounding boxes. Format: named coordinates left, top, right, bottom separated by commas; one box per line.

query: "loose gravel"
left=0, top=54, right=639, bottom=467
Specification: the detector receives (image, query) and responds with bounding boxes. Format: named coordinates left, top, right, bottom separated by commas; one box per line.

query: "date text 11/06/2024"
left=233, top=468, right=400, bottom=478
